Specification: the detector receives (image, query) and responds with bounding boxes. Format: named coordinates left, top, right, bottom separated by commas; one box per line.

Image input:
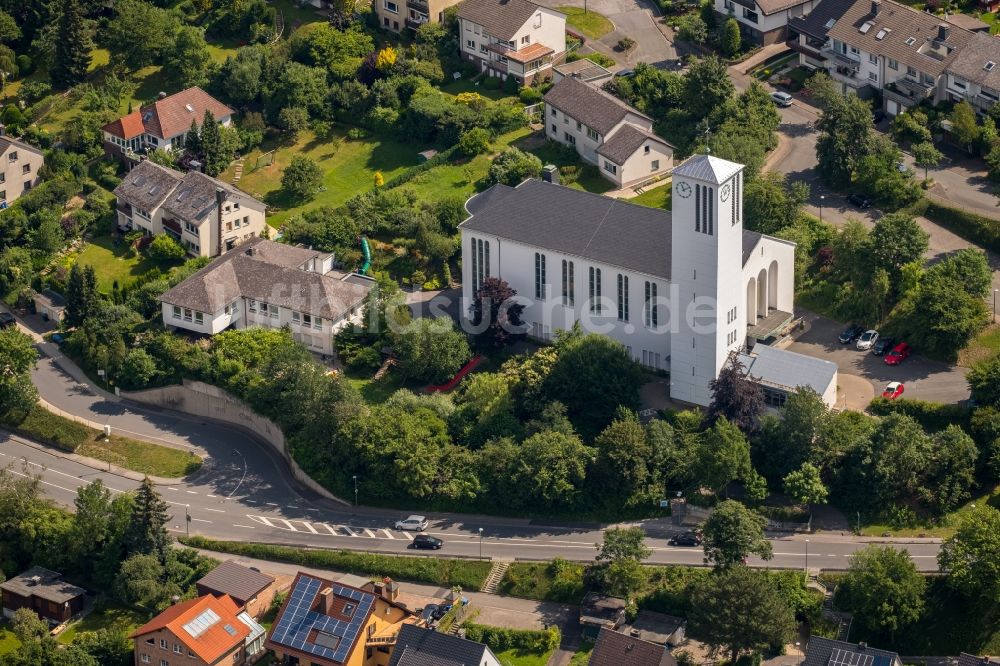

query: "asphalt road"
left=2, top=432, right=944, bottom=571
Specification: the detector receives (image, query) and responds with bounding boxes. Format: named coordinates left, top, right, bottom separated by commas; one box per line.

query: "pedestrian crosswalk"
left=245, top=515, right=413, bottom=541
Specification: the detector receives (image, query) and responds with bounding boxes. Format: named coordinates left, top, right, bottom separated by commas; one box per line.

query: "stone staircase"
left=480, top=560, right=510, bottom=594
left=232, top=158, right=245, bottom=184
left=812, top=575, right=852, bottom=641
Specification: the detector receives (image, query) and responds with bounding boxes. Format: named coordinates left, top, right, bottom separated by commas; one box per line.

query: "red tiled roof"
left=131, top=594, right=249, bottom=664
left=101, top=87, right=233, bottom=141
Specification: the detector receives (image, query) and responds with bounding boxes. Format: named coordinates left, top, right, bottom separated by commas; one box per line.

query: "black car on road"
left=411, top=534, right=443, bottom=550
left=0, top=312, right=15, bottom=329
left=668, top=531, right=702, bottom=547
left=838, top=323, right=864, bottom=344
left=846, top=194, right=872, bottom=209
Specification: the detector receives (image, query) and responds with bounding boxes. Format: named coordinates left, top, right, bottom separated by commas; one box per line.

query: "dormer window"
left=986, top=61, right=997, bottom=71
left=859, top=22, right=872, bottom=34
left=824, top=18, right=836, bottom=28
left=905, top=36, right=916, bottom=46
left=342, top=602, right=355, bottom=617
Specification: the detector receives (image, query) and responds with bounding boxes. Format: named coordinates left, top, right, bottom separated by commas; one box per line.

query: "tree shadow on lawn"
left=364, top=135, right=424, bottom=174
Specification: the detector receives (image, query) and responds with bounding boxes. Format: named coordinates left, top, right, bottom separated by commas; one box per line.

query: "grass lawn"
left=557, top=6, right=615, bottom=39
left=958, top=322, right=1000, bottom=367
left=440, top=78, right=517, bottom=102
left=859, top=483, right=1000, bottom=537
left=0, top=622, right=20, bottom=657
left=271, top=0, right=328, bottom=30
left=6, top=404, right=203, bottom=478
left=518, top=136, right=615, bottom=194
left=343, top=367, right=407, bottom=404
left=73, top=233, right=182, bottom=293
left=495, top=647, right=556, bottom=666
left=569, top=639, right=595, bottom=665
left=628, top=181, right=672, bottom=210
left=223, top=129, right=420, bottom=227
left=57, top=604, right=151, bottom=645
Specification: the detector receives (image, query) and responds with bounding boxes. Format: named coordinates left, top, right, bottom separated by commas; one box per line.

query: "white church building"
left=459, top=154, right=838, bottom=408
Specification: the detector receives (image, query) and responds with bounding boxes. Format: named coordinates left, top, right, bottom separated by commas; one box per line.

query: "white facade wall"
left=459, top=8, right=565, bottom=81
left=615, top=141, right=674, bottom=188
left=669, top=168, right=747, bottom=407
left=741, top=235, right=796, bottom=321
left=459, top=231, right=671, bottom=370
left=545, top=106, right=604, bottom=164
left=510, top=7, right=566, bottom=55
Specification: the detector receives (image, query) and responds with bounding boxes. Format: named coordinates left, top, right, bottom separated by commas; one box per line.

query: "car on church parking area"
left=871, top=336, right=894, bottom=356
left=856, top=329, right=879, bottom=351
left=882, top=382, right=905, bottom=399
left=771, top=91, right=793, bottom=107
left=884, top=342, right=912, bottom=365
left=838, top=323, right=864, bottom=343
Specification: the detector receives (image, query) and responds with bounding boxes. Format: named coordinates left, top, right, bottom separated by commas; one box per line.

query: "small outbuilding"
left=33, top=289, right=66, bottom=323
left=195, top=560, right=278, bottom=620
left=579, top=592, right=627, bottom=637
left=624, top=611, right=687, bottom=647
left=1, top=567, right=86, bottom=624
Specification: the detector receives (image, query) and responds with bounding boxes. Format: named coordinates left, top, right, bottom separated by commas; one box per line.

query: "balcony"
left=887, top=77, right=934, bottom=100
left=822, top=46, right=860, bottom=69
left=116, top=202, right=133, bottom=217
left=408, top=0, right=429, bottom=13
left=406, top=15, right=428, bottom=28
left=366, top=633, right=398, bottom=647
left=485, top=41, right=513, bottom=55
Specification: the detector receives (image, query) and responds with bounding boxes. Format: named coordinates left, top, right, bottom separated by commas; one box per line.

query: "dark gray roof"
left=36, top=288, right=66, bottom=307
left=554, top=59, right=613, bottom=83
left=457, top=0, right=546, bottom=41
left=544, top=76, right=649, bottom=136
left=596, top=124, right=673, bottom=165
left=0, top=567, right=85, bottom=604
left=672, top=154, right=743, bottom=185
left=738, top=344, right=837, bottom=395
left=628, top=611, right=686, bottom=646
left=580, top=593, right=628, bottom=625
left=826, top=0, right=974, bottom=78
left=0, top=135, right=44, bottom=158
left=196, top=561, right=275, bottom=604
left=589, top=628, right=674, bottom=666
left=387, top=625, right=490, bottom=666
left=113, top=160, right=182, bottom=212
left=789, top=0, right=853, bottom=39
left=946, top=32, right=1000, bottom=90
left=159, top=237, right=372, bottom=319
left=945, top=13, right=989, bottom=32
left=959, top=654, right=1000, bottom=666
left=803, top=637, right=901, bottom=666
left=461, top=180, right=672, bottom=279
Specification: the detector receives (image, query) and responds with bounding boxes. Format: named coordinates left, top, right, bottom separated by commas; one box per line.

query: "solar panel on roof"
left=183, top=608, right=221, bottom=637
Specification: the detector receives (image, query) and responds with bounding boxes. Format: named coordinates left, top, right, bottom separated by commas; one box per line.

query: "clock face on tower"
left=676, top=182, right=692, bottom=198
left=720, top=183, right=731, bottom=201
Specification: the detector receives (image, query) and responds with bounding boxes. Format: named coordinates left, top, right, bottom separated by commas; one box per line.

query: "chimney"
left=938, top=23, right=949, bottom=41
left=157, top=91, right=167, bottom=100
left=319, top=587, right=335, bottom=615
left=871, top=0, right=880, bottom=15
left=542, top=164, right=559, bottom=184
left=381, top=578, right=399, bottom=602
left=858, top=643, right=868, bottom=651
left=0, top=123, right=6, bottom=137
left=216, top=187, right=226, bottom=257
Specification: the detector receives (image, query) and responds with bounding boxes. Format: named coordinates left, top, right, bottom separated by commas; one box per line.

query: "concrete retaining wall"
left=122, top=380, right=348, bottom=505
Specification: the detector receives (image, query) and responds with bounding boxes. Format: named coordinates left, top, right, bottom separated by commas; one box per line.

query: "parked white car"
left=395, top=515, right=429, bottom=531
left=856, top=329, right=879, bottom=351
left=770, top=91, right=793, bottom=107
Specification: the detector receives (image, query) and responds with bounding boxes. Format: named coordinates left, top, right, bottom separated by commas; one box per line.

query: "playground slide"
left=359, top=236, right=371, bottom=275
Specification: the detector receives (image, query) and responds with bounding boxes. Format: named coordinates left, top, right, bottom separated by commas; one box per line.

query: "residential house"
left=130, top=593, right=266, bottom=666
left=785, top=0, right=1000, bottom=117
left=803, top=637, right=903, bottom=666
left=0, top=132, right=44, bottom=206
left=959, top=654, right=1000, bottom=666
left=543, top=75, right=674, bottom=188
left=102, top=87, right=233, bottom=163
left=457, top=0, right=566, bottom=85
left=715, top=0, right=821, bottom=45
left=588, top=627, right=676, bottom=666
left=195, top=561, right=279, bottom=620
left=387, top=624, right=503, bottom=666
left=32, top=289, right=66, bottom=323
left=459, top=155, right=836, bottom=408
left=376, top=0, right=462, bottom=32
left=112, top=159, right=266, bottom=257
left=266, top=572, right=422, bottom=666
left=0, top=567, right=85, bottom=624
left=158, top=238, right=372, bottom=355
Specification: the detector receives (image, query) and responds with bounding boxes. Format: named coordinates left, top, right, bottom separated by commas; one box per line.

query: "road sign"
left=659, top=499, right=669, bottom=508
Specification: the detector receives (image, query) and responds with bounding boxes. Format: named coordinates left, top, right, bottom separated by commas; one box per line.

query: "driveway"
left=785, top=311, right=971, bottom=404
left=534, top=0, right=678, bottom=67
left=900, top=144, right=1000, bottom=220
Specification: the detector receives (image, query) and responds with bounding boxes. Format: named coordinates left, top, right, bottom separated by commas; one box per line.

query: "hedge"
left=179, top=536, right=492, bottom=589
left=903, top=197, right=1000, bottom=255
left=868, top=396, right=972, bottom=433
left=463, top=623, right=561, bottom=653
left=382, top=144, right=461, bottom=190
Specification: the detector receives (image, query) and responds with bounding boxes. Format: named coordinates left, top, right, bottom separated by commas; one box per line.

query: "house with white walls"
left=459, top=154, right=838, bottom=408
left=158, top=238, right=373, bottom=356
left=716, top=0, right=820, bottom=45
left=543, top=76, right=674, bottom=188
left=457, top=0, right=566, bottom=85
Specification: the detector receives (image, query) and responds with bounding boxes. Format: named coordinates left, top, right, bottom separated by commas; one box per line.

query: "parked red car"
left=882, top=382, right=905, bottom=400
left=884, top=342, right=911, bottom=366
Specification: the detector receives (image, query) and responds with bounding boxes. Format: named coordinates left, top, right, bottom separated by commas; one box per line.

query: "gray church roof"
left=737, top=344, right=838, bottom=396
left=672, top=154, right=743, bottom=185
left=461, top=180, right=673, bottom=279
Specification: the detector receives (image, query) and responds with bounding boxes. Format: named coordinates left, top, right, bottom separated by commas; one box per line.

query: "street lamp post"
left=993, top=289, right=998, bottom=323
left=185, top=505, right=190, bottom=538
left=819, top=195, right=825, bottom=224
left=478, top=528, right=483, bottom=560
left=804, top=538, right=810, bottom=579
left=352, top=475, right=358, bottom=506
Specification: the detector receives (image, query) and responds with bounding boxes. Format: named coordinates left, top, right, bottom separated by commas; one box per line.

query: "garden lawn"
left=343, top=367, right=407, bottom=405
left=557, top=6, right=615, bottom=39
left=494, top=647, right=556, bottom=666
left=628, top=181, right=672, bottom=210
left=958, top=322, right=1000, bottom=367
left=0, top=622, right=20, bottom=657
left=568, top=639, right=595, bottom=665
left=5, top=404, right=203, bottom=478
left=74, top=233, right=182, bottom=293
left=57, top=605, right=151, bottom=645
left=859, top=483, right=1000, bottom=538
left=222, top=129, right=420, bottom=227
left=440, top=78, right=517, bottom=102
left=518, top=136, right=615, bottom=194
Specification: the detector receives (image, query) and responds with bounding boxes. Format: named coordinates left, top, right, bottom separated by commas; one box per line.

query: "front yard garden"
left=557, top=6, right=615, bottom=39
left=72, top=231, right=183, bottom=293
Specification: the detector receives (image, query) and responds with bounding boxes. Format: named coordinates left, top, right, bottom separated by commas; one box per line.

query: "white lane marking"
left=166, top=487, right=179, bottom=491
left=204, top=508, right=226, bottom=513
left=382, top=529, right=395, bottom=539
left=300, top=522, right=319, bottom=534
left=228, top=448, right=248, bottom=499
left=277, top=519, right=298, bottom=531
left=165, top=500, right=191, bottom=507
left=186, top=490, right=197, bottom=495
left=16, top=458, right=93, bottom=483
left=233, top=524, right=256, bottom=529
left=247, top=515, right=276, bottom=527
left=191, top=518, right=212, bottom=524
left=305, top=508, right=319, bottom=512
left=206, top=495, right=218, bottom=498
left=8, top=468, right=77, bottom=494
left=364, top=528, right=377, bottom=538
left=168, top=528, right=185, bottom=533
left=244, top=499, right=257, bottom=504
left=318, top=523, right=339, bottom=535
left=287, top=505, right=299, bottom=510
left=344, top=527, right=360, bottom=537
left=400, top=531, right=414, bottom=541
left=266, top=502, right=279, bottom=506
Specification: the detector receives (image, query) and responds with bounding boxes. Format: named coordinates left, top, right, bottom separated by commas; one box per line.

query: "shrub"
left=482, top=76, right=502, bottom=90
left=463, top=623, right=561, bottom=653
left=15, top=55, right=32, bottom=77
left=146, top=234, right=186, bottom=262
left=519, top=87, right=543, bottom=104
left=458, top=127, right=491, bottom=156
left=487, top=147, right=543, bottom=186
left=503, top=76, right=519, bottom=94
left=617, top=36, right=637, bottom=51
left=347, top=127, right=367, bottom=140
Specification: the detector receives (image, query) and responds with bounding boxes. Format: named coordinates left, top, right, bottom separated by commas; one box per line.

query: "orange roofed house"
left=131, top=593, right=266, bottom=666
left=102, top=87, right=234, bottom=163
left=267, top=573, right=422, bottom=666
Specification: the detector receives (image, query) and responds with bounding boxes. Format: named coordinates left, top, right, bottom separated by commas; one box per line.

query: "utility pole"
left=185, top=505, right=191, bottom=538
left=819, top=194, right=825, bottom=224
left=478, top=528, right=484, bottom=560
left=352, top=475, right=358, bottom=506
left=804, top=538, right=809, bottom=580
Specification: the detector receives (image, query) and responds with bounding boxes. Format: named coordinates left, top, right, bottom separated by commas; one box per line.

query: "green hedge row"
left=463, top=623, right=561, bottom=653
left=903, top=198, right=1000, bottom=254
left=383, top=145, right=461, bottom=190
left=2, top=404, right=94, bottom=451
left=868, top=396, right=972, bottom=433
left=179, top=536, right=491, bottom=590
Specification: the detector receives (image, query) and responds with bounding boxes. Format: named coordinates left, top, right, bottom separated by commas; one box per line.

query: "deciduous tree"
left=591, top=526, right=651, bottom=598
left=165, top=26, right=212, bottom=88
left=911, top=141, right=943, bottom=180
left=721, top=18, right=741, bottom=57
left=839, top=545, right=925, bottom=637
left=281, top=155, right=324, bottom=202
left=0, top=327, right=38, bottom=418
left=701, top=499, right=773, bottom=569
left=469, top=277, right=525, bottom=346
left=393, top=317, right=470, bottom=384
left=938, top=505, right=1000, bottom=602
left=707, top=358, right=764, bottom=433
left=783, top=462, right=828, bottom=509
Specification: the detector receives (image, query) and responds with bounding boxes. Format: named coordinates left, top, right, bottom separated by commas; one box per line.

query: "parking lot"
left=784, top=311, right=971, bottom=405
